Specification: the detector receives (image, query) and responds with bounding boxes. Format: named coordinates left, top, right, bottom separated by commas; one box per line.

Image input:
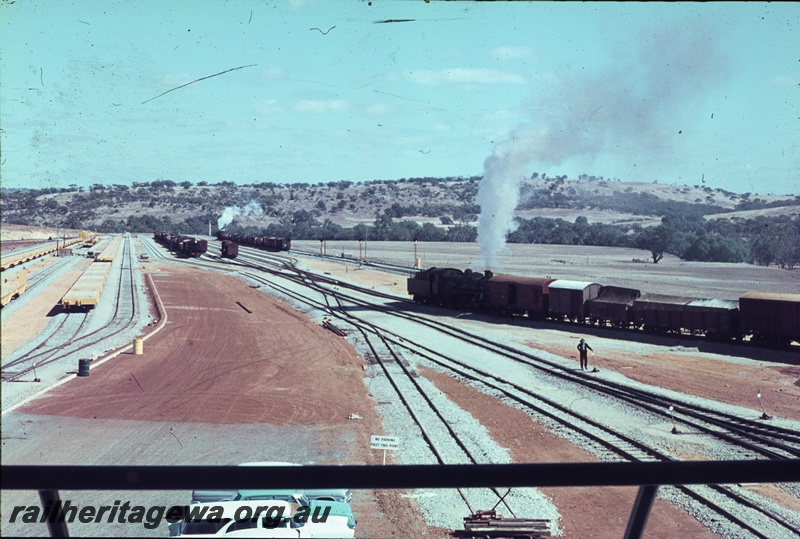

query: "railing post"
left=38, top=489, right=70, bottom=537
left=623, top=484, right=658, bottom=539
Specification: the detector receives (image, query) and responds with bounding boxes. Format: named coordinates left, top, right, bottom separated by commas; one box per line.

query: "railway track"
left=145, top=238, right=800, bottom=536
left=202, top=245, right=800, bottom=455
left=161, top=242, right=800, bottom=460
left=1, top=236, right=140, bottom=383
left=298, top=268, right=800, bottom=537
left=237, top=266, right=551, bottom=528
left=288, top=246, right=800, bottom=352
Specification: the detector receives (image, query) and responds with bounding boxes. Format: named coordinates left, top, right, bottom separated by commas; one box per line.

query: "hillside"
left=3, top=176, right=798, bottom=267
left=2, top=176, right=797, bottom=232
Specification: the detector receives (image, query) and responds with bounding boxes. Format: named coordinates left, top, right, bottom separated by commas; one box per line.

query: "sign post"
left=370, top=435, right=399, bottom=465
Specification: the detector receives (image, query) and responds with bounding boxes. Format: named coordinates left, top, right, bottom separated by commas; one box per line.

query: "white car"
left=302, top=501, right=356, bottom=539
left=302, top=489, right=351, bottom=504
left=169, top=500, right=311, bottom=538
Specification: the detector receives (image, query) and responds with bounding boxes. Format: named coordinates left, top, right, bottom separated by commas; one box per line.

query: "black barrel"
left=77, top=359, right=90, bottom=377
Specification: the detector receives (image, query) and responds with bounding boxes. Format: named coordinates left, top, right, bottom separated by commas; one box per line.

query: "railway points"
left=193, top=239, right=800, bottom=536
left=1, top=235, right=792, bottom=539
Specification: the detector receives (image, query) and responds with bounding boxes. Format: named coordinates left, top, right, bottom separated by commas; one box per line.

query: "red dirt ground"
left=420, top=366, right=719, bottom=539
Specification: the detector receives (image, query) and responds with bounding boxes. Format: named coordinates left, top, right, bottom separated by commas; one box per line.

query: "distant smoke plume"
left=217, top=200, right=263, bottom=230
left=476, top=21, right=728, bottom=269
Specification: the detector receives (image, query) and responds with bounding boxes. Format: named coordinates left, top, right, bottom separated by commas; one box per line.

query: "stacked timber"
left=456, top=509, right=551, bottom=539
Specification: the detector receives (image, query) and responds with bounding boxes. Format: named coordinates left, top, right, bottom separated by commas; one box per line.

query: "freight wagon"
left=739, top=292, right=800, bottom=346
left=485, top=275, right=552, bottom=317
left=548, top=280, right=602, bottom=322
left=220, top=240, right=239, bottom=258
left=587, top=286, right=641, bottom=328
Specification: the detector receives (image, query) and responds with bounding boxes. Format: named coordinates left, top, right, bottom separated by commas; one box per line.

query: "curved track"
left=144, top=237, right=800, bottom=537
left=2, top=236, right=139, bottom=382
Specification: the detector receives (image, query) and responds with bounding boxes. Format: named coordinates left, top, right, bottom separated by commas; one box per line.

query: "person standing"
left=577, top=338, right=593, bottom=371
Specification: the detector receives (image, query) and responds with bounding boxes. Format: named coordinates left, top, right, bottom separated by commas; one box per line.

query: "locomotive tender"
left=217, top=231, right=291, bottom=252
left=407, top=267, right=800, bottom=346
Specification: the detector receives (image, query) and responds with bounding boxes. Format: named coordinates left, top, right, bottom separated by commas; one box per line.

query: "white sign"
left=370, top=435, right=399, bottom=450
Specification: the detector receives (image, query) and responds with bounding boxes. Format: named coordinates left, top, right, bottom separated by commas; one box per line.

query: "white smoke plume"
left=217, top=200, right=263, bottom=230
left=476, top=21, right=728, bottom=269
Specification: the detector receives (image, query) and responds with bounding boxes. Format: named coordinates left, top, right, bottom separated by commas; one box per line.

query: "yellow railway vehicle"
left=1, top=270, right=28, bottom=307
left=81, top=230, right=100, bottom=247
left=61, top=262, right=112, bottom=309
left=94, top=236, right=123, bottom=262
left=0, top=238, right=82, bottom=271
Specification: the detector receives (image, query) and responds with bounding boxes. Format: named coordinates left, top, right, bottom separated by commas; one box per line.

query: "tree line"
left=2, top=178, right=798, bottom=268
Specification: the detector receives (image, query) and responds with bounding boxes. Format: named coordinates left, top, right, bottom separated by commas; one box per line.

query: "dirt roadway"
left=3, top=263, right=437, bottom=538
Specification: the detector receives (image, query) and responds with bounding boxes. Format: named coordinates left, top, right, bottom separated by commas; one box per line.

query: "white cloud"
left=366, top=104, right=391, bottom=116
left=254, top=99, right=284, bottom=114
left=406, top=68, right=526, bottom=86
left=772, top=75, right=800, bottom=87
left=491, top=46, right=535, bottom=60
left=262, top=68, right=286, bottom=80
left=482, top=109, right=515, bottom=122
left=292, top=99, right=350, bottom=112
left=155, top=73, right=195, bottom=89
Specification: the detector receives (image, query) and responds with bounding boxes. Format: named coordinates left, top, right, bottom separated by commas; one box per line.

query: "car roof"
left=238, top=461, right=304, bottom=467
left=309, top=500, right=353, bottom=516
left=304, top=488, right=349, bottom=496
left=237, top=489, right=301, bottom=498
left=187, top=500, right=293, bottom=518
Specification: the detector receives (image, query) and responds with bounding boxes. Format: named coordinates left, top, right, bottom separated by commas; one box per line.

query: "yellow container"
left=133, top=338, right=144, bottom=355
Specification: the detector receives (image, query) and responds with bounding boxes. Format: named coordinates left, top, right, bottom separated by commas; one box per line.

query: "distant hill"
left=3, top=176, right=797, bottom=266
left=2, top=176, right=797, bottom=233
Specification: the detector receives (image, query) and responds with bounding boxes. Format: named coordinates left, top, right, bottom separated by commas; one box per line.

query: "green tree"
left=446, top=224, right=477, bottom=242
left=635, top=225, right=676, bottom=264
left=683, top=234, right=749, bottom=263
left=417, top=222, right=447, bottom=242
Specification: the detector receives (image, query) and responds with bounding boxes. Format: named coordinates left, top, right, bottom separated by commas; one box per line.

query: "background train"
left=153, top=231, right=208, bottom=258
left=216, top=231, right=291, bottom=252
left=408, top=268, right=800, bottom=346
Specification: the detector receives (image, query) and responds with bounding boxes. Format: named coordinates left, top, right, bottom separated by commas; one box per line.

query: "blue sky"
left=1, top=1, right=798, bottom=195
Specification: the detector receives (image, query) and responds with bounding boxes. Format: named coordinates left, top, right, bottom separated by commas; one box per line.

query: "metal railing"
left=3, top=460, right=799, bottom=538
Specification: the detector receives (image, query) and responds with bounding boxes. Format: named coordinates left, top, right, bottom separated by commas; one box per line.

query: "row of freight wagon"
left=216, top=231, right=291, bottom=252
left=407, top=268, right=800, bottom=345
left=153, top=231, right=208, bottom=258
